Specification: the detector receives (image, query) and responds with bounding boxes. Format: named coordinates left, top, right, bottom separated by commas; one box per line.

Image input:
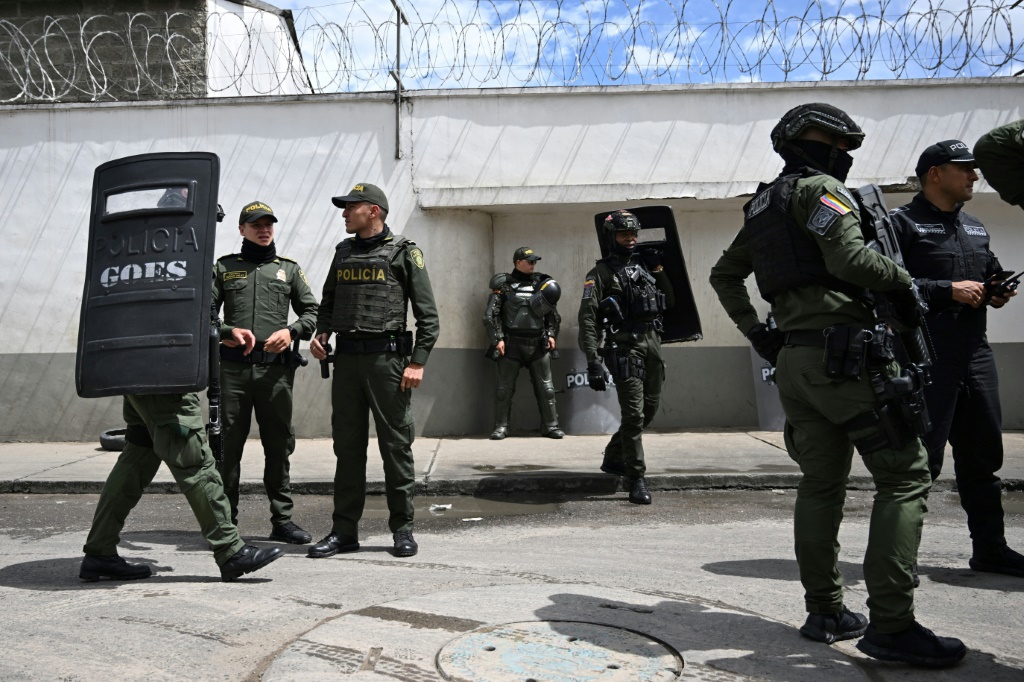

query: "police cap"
left=239, top=200, right=277, bottom=225
left=513, top=247, right=541, bottom=263
left=915, top=140, right=976, bottom=178
left=332, top=183, right=390, bottom=213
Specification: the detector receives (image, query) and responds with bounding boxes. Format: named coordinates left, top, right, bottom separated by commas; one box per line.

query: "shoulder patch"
left=832, top=184, right=857, bottom=208
left=409, top=247, right=425, bottom=269
left=298, top=269, right=309, bottom=286
left=820, top=192, right=853, bottom=215
left=582, top=278, right=596, bottom=300
left=808, top=205, right=842, bottom=235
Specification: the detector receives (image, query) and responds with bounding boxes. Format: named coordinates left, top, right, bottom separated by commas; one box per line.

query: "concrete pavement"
left=2, top=430, right=1024, bottom=495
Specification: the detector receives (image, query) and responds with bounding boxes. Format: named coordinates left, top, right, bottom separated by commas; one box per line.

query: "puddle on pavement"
left=357, top=495, right=562, bottom=519
left=1002, top=493, right=1024, bottom=516
left=472, top=464, right=553, bottom=473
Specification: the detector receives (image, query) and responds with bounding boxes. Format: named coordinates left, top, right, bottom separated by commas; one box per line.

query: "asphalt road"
left=1, top=490, right=1022, bottom=681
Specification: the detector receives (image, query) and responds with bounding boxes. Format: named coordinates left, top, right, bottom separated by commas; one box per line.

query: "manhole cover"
left=437, top=620, right=682, bottom=681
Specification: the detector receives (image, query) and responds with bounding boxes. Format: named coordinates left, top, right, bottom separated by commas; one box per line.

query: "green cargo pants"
left=603, top=333, right=665, bottom=479
left=330, top=351, right=415, bottom=537
left=83, top=393, right=245, bottom=566
left=776, top=345, right=931, bottom=633
left=220, top=360, right=297, bottom=527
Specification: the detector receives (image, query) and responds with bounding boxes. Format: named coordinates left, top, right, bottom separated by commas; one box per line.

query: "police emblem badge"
left=276, top=269, right=287, bottom=281
left=410, top=248, right=425, bottom=269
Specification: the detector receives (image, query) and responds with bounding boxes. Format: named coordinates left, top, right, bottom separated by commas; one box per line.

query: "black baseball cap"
left=915, top=140, right=976, bottom=178
left=239, top=201, right=277, bottom=225
left=513, top=247, right=541, bottom=263
left=331, top=182, right=389, bottom=212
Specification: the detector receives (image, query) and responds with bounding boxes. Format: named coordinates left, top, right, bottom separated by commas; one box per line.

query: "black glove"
left=587, top=361, right=607, bottom=391
left=746, top=323, right=783, bottom=366
left=638, top=247, right=663, bottom=270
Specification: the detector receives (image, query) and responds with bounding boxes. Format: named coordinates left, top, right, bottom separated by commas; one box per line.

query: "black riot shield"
left=76, top=152, right=221, bottom=398
left=593, top=205, right=702, bottom=343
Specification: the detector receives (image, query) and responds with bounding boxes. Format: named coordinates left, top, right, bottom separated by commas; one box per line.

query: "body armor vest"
left=607, top=258, right=667, bottom=323
left=331, top=235, right=408, bottom=334
left=745, top=170, right=864, bottom=303
left=501, top=277, right=546, bottom=333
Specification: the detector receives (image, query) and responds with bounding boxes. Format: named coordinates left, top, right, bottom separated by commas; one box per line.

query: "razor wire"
left=1, top=0, right=1022, bottom=103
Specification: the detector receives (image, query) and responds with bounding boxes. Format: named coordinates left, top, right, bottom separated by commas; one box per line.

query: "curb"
left=0, top=474, right=988, bottom=496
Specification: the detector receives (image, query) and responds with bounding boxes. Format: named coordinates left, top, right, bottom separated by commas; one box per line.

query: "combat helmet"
left=770, top=103, right=864, bottom=152
left=602, top=209, right=642, bottom=251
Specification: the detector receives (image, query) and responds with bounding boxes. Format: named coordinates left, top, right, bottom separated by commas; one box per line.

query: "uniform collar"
left=912, top=192, right=963, bottom=221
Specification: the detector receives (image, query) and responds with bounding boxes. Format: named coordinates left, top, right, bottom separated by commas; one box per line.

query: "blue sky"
left=264, top=0, right=1024, bottom=91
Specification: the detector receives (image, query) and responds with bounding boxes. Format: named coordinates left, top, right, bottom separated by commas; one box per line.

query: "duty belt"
left=220, top=344, right=289, bottom=365
left=783, top=330, right=828, bottom=348
left=334, top=331, right=413, bottom=355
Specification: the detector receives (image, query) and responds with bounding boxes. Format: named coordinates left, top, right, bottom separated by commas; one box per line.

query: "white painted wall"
left=1, top=77, right=1021, bottom=439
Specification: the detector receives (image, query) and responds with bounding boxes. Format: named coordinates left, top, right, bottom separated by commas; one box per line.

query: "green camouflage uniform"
left=316, top=228, right=439, bottom=537
left=578, top=254, right=674, bottom=479
left=83, top=393, right=245, bottom=566
left=710, top=172, right=931, bottom=633
left=212, top=253, right=318, bottom=526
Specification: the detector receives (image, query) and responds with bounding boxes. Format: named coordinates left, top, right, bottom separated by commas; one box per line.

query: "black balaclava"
left=610, top=236, right=635, bottom=258
left=781, top=139, right=854, bottom=182
left=240, top=238, right=277, bottom=264
left=356, top=224, right=391, bottom=248
left=511, top=266, right=533, bottom=282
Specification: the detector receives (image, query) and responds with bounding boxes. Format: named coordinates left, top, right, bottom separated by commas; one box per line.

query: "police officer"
left=81, top=394, right=283, bottom=582
left=78, top=163, right=281, bottom=583
left=709, top=103, right=965, bottom=666
left=212, top=201, right=319, bottom=544
left=974, top=118, right=1024, bottom=211
left=578, top=210, right=673, bottom=505
left=308, top=183, right=439, bottom=559
left=484, top=247, right=564, bottom=440
left=890, top=140, right=1023, bottom=577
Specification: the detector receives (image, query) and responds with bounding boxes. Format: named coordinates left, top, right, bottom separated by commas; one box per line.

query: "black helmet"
left=771, top=103, right=865, bottom=152
left=603, top=209, right=641, bottom=233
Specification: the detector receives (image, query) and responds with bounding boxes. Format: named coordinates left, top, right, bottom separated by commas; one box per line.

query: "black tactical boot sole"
left=855, top=625, right=967, bottom=668
left=79, top=566, right=152, bottom=582
left=799, top=609, right=867, bottom=644
left=220, top=546, right=283, bottom=582
left=969, top=556, right=1024, bottom=577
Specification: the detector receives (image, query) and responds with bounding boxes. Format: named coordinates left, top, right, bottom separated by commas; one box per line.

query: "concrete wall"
left=1, top=78, right=1021, bottom=441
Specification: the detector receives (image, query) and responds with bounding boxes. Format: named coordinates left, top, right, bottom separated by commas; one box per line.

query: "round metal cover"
left=437, top=620, right=682, bottom=681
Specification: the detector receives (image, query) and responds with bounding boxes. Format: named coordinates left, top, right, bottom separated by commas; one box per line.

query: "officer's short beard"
left=781, top=140, right=854, bottom=183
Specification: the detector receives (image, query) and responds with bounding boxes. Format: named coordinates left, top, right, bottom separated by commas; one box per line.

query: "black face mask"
left=240, top=238, right=277, bottom=264
left=781, top=139, right=855, bottom=182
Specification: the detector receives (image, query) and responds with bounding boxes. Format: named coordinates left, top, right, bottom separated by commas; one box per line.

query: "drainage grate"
left=437, top=620, right=682, bottom=681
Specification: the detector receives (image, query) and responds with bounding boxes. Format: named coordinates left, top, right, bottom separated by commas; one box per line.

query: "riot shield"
left=593, top=205, right=702, bottom=343
left=76, top=152, right=221, bottom=398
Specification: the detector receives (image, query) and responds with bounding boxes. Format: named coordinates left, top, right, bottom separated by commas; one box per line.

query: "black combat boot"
left=799, top=607, right=867, bottom=643
left=270, top=521, right=313, bottom=545
left=628, top=478, right=652, bottom=505
left=969, top=543, right=1024, bottom=578
left=489, top=426, right=508, bottom=440
left=220, top=545, right=283, bottom=582
left=393, top=531, right=418, bottom=557
left=542, top=426, right=565, bottom=439
left=307, top=533, right=360, bottom=558
left=856, top=622, right=967, bottom=668
left=80, top=554, right=152, bottom=582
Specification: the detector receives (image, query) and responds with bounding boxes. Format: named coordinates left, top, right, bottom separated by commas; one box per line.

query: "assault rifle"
left=853, top=184, right=936, bottom=376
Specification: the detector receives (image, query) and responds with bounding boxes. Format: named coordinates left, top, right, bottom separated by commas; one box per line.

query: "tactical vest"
left=331, top=235, right=408, bottom=334
left=501, top=276, right=546, bottom=333
left=606, top=258, right=667, bottom=323
left=745, top=170, right=864, bottom=303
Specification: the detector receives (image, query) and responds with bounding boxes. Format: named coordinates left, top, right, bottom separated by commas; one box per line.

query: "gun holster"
left=601, top=344, right=645, bottom=381
left=823, top=326, right=871, bottom=379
